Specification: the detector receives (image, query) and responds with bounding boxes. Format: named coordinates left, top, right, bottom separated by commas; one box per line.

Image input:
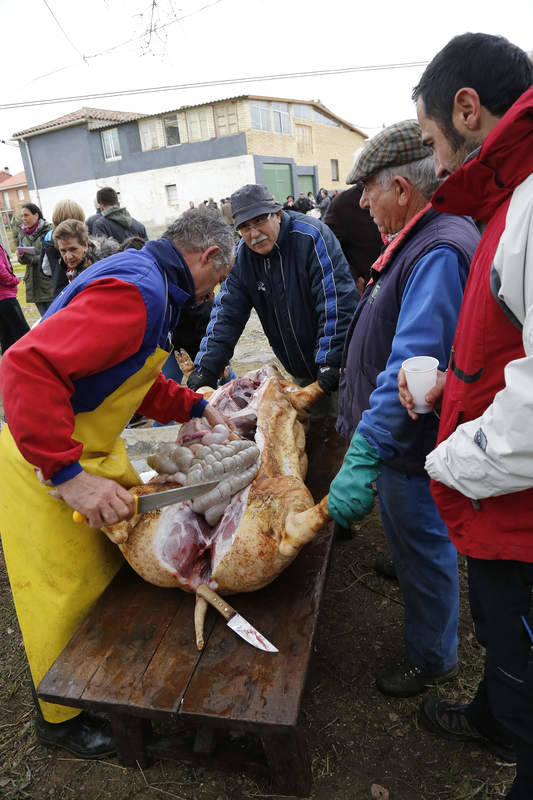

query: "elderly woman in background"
left=0, top=242, right=29, bottom=354
left=17, top=203, right=53, bottom=315
left=52, top=220, right=97, bottom=285
left=41, top=200, right=86, bottom=298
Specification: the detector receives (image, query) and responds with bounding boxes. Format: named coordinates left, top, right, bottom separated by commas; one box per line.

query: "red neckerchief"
left=366, top=202, right=432, bottom=286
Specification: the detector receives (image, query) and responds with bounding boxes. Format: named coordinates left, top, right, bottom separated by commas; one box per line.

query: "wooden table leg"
left=110, top=712, right=152, bottom=768
left=261, top=727, right=312, bottom=797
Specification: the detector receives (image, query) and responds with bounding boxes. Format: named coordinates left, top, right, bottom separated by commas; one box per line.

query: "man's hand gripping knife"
left=327, top=429, right=381, bottom=528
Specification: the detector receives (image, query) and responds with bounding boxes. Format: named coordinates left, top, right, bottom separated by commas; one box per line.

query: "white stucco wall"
left=32, top=154, right=256, bottom=237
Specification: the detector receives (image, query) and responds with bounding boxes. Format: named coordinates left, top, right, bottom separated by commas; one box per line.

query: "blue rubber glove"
left=328, top=429, right=381, bottom=527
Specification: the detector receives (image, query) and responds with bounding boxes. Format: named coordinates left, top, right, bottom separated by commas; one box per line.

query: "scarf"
left=22, top=219, right=40, bottom=236
left=367, top=203, right=431, bottom=285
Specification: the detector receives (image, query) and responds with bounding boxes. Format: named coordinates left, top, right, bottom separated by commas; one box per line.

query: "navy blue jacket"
left=195, top=211, right=358, bottom=379
left=337, top=208, right=480, bottom=475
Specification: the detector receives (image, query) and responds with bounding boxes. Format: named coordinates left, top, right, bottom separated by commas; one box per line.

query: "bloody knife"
left=196, top=584, right=278, bottom=653
left=72, top=479, right=220, bottom=523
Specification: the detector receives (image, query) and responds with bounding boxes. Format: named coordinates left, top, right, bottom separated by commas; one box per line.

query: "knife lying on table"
left=196, top=584, right=279, bottom=652
left=72, top=479, right=221, bottom=523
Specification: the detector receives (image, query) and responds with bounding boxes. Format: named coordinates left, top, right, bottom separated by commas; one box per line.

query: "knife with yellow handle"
left=72, top=479, right=220, bottom=523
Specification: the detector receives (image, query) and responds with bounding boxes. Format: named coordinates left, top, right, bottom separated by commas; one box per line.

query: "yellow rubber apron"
left=0, top=347, right=169, bottom=722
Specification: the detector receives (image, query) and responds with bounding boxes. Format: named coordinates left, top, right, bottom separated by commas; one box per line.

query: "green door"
left=263, top=163, right=292, bottom=203
left=298, top=174, right=315, bottom=196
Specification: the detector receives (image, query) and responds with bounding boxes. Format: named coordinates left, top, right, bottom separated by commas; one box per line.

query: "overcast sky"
left=1, top=0, right=532, bottom=177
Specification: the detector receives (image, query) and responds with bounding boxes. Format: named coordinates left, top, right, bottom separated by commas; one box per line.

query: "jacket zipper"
left=277, top=248, right=315, bottom=378
left=265, top=255, right=299, bottom=376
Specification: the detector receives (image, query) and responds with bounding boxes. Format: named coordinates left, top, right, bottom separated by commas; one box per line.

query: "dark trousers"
left=0, top=297, right=30, bottom=353
left=466, top=557, right=533, bottom=800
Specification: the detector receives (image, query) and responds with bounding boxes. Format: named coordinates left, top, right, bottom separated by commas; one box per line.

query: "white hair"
left=164, top=207, right=234, bottom=271
left=375, top=156, right=440, bottom=199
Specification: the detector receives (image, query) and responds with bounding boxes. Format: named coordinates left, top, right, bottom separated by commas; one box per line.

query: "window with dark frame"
left=164, top=115, right=180, bottom=146
left=331, top=158, right=339, bottom=181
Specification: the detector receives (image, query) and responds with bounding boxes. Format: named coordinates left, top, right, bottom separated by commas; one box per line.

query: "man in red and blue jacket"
left=400, top=33, right=533, bottom=799
left=0, top=207, right=234, bottom=759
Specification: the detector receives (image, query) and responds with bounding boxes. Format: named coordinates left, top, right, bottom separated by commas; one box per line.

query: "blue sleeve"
left=293, top=219, right=357, bottom=369
left=357, top=245, right=468, bottom=461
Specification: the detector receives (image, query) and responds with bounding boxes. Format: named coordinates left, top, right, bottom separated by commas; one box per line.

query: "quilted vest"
left=337, top=208, right=478, bottom=475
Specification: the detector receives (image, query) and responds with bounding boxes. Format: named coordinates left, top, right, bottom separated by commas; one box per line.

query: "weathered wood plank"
left=179, top=522, right=334, bottom=730
left=127, top=595, right=216, bottom=717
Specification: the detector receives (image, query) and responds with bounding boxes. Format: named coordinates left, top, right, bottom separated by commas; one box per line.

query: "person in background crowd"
left=0, top=242, right=29, bottom=353
left=398, top=33, right=533, bottom=798
left=41, top=199, right=86, bottom=298
left=187, top=183, right=357, bottom=399
left=0, top=207, right=234, bottom=759
left=92, top=187, right=147, bottom=244
left=316, top=186, right=326, bottom=204
left=317, top=188, right=332, bottom=218
left=307, top=191, right=316, bottom=207
left=53, top=220, right=98, bottom=284
left=16, top=203, right=53, bottom=316
left=283, top=195, right=296, bottom=210
left=327, top=120, right=480, bottom=697
left=295, top=192, right=312, bottom=214
left=220, top=198, right=234, bottom=226
left=324, top=185, right=382, bottom=294
left=85, top=200, right=101, bottom=235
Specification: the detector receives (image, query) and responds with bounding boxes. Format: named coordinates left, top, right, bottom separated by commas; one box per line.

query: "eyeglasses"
left=236, top=213, right=273, bottom=235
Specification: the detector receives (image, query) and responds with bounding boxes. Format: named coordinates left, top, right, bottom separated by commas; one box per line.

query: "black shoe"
left=374, top=553, right=397, bottom=580
left=35, top=712, right=116, bottom=759
left=376, top=659, right=459, bottom=697
left=420, top=697, right=515, bottom=763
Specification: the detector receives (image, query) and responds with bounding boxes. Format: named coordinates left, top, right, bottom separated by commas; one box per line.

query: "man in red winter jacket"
left=398, top=33, right=533, bottom=800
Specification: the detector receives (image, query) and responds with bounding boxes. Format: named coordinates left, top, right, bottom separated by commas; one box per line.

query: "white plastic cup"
left=401, top=356, right=439, bottom=414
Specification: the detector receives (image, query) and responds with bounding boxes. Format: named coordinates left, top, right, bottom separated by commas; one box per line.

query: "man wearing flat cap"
left=187, top=183, right=358, bottom=397
left=327, top=120, right=481, bottom=696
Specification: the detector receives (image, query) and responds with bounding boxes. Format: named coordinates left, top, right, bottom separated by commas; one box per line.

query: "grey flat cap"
left=230, top=184, right=281, bottom=229
left=346, top=120, right=433, bottom=184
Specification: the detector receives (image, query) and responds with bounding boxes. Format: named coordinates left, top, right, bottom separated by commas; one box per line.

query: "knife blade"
left=196, top=584, right=278, bottom=653
left=72, top=479, right=220, bottom=523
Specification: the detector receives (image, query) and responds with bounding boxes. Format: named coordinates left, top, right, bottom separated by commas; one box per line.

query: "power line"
left=84, top=0, right=225, bottom=60
left=0, top=60, right=429, bottom=111
left=41, top=0, right=87, bottom=63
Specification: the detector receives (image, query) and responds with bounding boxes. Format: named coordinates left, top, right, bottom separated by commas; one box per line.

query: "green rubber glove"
left=328, top=429, right=381, bottom=528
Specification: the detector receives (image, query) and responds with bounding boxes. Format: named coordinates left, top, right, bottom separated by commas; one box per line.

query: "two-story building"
left=0, top=170, right=30, bottom=229
left=13, top=96, right=367, bottom=235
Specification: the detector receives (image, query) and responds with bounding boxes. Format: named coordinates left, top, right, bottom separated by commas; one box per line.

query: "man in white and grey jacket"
left=399, top=33, right=533, bottom=800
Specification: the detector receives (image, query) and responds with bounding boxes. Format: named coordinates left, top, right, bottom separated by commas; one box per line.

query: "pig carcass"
left=103, top=367, right=330, bottom=644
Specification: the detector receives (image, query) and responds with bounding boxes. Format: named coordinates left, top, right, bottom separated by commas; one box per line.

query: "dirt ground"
left=0, top=284, right=517, bottom=800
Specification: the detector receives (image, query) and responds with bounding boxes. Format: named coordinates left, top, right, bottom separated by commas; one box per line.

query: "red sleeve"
left=138, top=373, right=207, bottom=423
left=0, top=278, right=146, bottom=478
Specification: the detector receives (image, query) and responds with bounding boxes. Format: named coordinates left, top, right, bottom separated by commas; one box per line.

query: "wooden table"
left=38, top=418, right=346, bottom=796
